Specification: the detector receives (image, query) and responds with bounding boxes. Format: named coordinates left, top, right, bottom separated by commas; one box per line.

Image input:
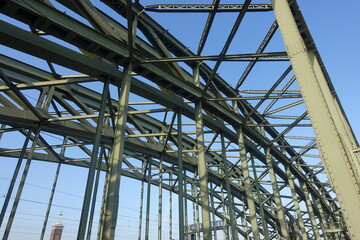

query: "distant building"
left=50, top=212, right=64, bottom=240
left=186, top=220, right=227, bottom=240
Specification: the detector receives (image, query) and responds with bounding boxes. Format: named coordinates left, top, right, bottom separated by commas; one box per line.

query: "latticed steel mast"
left=0, top=0, right=358, bottom=239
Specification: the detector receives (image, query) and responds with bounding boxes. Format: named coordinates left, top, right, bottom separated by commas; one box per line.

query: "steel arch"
left=0, top=0, right=358, bottom=239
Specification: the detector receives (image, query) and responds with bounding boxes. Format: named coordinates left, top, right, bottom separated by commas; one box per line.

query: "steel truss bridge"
left=0, top=0, right=359, bottom=239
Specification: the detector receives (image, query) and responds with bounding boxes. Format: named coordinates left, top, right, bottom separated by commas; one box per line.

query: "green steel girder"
left=144, top=4, right=273, bottom=13
left=0, top=52, right=327, bottom=236
left=98, top=0, right=343, bottom=220
left=0, top=0, right=329, bottom=197
left=0, top=50, right=313, bottom=213
left=0, top=55, right=289, bottom=236
left=0, top=64, right=281, bottom=225
left=0, top=0, right=352, bottom=238
left=0, top=142, right=254, bottom=238
left=0, top=15, right=331, bottom=222
left=272, top=0, right=360, bottom=238
left=0, top=0, right=297, bottom=166
left=99, top=0, right=336, bottom=201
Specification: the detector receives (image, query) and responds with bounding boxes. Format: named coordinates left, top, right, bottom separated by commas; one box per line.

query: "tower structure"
left=0, top=0, right=359, bottom=240
left=49, top=212, right=64, bottom=240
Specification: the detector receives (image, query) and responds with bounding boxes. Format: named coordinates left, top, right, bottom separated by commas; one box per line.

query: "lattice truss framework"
left=0, top=0, right=358, bottom=239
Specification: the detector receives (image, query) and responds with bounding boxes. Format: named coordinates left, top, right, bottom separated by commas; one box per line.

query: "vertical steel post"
left=169, top=173, right=173, bottom=240
left=0, top=130, right=31, bottom=228
left=265, top=147, right=289, bottom=239
left=195, top=99, right=211, bottom=240
left=194, top=63, right=211, bottom=239
left=240, top=196, right=249, bottom=239
left=40, top=134, right=67, bottom=240
left=3, top=125, right=41, bottom=240
left=210, top=182, right=217, bottom=240
left=97, top=155, right=110, bottom=240
left=192, top=182, right=197, bottom=236
left=78, top=80, right=109, bottom=239
left=157, top=155, right=163, bottom=240
left=314, top=198, right=329, bottom=240
left=194, top=176, right=201, bottom=240
left=145, top=158, right=152, bottom=240
left=184, top=171, right=189, bottom=236
left=177, top=111, right=185, bottom=240
left=285, top=165, right=307, bottom=239
left=98, top=64, right=132, bottom=240
left=86, top=146, right=105, bottom=240
left=220, top=133, right=238, bottom=240
left=219, top=186, right=229, bottom=240
left=237, top=127, right=260, bottom=240
left=250, top=154, right=269, bottom=240
left=40, top=161, right=62, bottom=240
left=300, top=182, right=321, bottom=239
left=138, top=162, right=145, bottom=240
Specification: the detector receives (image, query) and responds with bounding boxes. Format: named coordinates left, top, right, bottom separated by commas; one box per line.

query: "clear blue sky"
left=298, top=1, right=360, bottom=140
left=0, top=1, right=359, bottom=240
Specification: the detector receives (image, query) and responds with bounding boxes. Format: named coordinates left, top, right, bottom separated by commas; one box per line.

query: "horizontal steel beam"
left=0, top=1, right=336, bottom=222
left=142, top=52, right=289, bottom=63
left=144, top=4, right=273, bottom=13
left=0, top=18, right=331, bottom=220
left=208, top=94, right=302, bottom=101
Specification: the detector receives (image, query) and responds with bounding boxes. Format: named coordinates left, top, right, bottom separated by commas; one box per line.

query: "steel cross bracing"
left=144, top=4, right=273, bottom=13
left=0, top=0, right=358, bottom=240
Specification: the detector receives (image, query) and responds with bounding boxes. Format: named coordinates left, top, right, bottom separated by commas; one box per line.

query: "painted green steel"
left=0, top=0, right=357, bottom=239
left=238, top=127, right=260, bottom=240
left=271, top=0, right=360, bottom=238
left=285, top=165, right=308, bottom=240
left=98, top=64, right=133, bottom=240
left=265, top=147, right=289, bottom=239
left=78, top=80, right=109, bottom=239
left=3, top=126, right=41, bottom=239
